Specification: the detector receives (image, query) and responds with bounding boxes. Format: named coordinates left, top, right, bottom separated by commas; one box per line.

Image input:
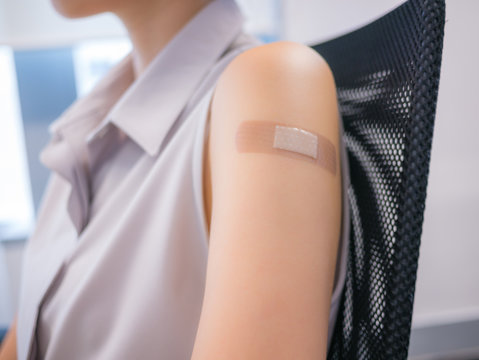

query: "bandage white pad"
left=235, top=120, right=337, bottom=175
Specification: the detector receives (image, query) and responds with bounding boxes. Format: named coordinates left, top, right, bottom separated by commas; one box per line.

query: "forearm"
left=0, top=317, right=17, bottom=360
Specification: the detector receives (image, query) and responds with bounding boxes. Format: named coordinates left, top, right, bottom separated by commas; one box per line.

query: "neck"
left=114, top=0, right=212, bottom=79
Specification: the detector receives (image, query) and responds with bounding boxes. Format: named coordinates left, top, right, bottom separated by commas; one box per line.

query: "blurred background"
left=0, top=0, right=477, bottom=358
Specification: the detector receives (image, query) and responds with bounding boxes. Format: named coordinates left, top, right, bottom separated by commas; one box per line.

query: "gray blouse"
left=16, top=0, right=351, bottom=358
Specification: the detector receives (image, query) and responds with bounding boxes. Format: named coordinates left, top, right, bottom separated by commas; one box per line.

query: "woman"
left=0, top=0, right=350, bottom=358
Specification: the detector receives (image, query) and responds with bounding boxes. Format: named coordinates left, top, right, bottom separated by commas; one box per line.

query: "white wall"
left=0, top=1, right=6, bottom=39
left=0, top=247, right=13, bottom=326
left=0, top=241, right=23, bottom=323
left=281, top=0, right=479, bottom=330
left=281, top=0, right=406, bottom=43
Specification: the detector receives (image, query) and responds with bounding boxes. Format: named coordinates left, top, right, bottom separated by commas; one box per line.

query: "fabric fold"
left=39, top=127, right=91, bottom=235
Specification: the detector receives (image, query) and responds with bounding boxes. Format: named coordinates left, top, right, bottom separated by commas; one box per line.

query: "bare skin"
left=192, top=40, right=342, bottom=360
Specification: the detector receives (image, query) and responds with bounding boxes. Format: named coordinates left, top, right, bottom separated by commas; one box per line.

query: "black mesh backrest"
left=311, top=0, right=445, bottom=358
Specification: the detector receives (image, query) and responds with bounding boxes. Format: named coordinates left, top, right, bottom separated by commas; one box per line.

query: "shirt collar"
left=49, top=0, right=246, bottom=157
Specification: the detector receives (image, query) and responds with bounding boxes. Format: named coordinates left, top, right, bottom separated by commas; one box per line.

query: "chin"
left=50, top=0, right=109, bottom=18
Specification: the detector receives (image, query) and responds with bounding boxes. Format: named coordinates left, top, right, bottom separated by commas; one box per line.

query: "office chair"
left=311, top=0, right=446, bottom=358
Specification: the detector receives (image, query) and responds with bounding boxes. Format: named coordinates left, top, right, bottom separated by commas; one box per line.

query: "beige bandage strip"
left=235, top=120, right=337, bottom=175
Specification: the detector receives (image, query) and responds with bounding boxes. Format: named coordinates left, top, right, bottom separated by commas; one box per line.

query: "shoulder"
left=209, top=40, right=339, bottom=142
left=207, top=40, right=341, bottom=177
left=213, top=40, right=337, bottom=103
left=218, top=40, right=335, bottom=84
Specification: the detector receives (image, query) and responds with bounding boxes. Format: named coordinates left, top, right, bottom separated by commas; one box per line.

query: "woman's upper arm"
left=191, top=41, right=342, bottom=360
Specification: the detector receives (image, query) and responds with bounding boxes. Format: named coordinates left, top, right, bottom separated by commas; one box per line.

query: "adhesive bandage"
left=235, top=120, right=337, bottom=175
